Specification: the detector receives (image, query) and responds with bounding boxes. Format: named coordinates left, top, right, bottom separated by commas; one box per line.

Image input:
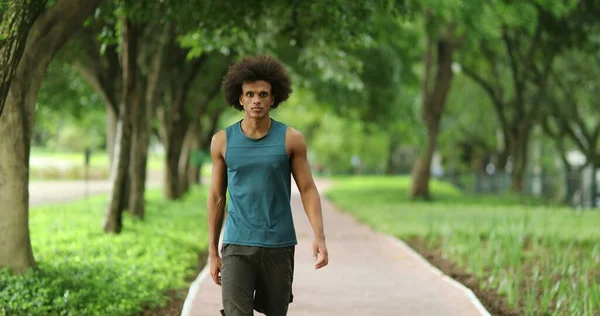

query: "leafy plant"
left=0, top=187, right=208, bottom=315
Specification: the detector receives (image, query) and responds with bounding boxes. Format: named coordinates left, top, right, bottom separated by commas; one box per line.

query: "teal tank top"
left=222, top=118, right=297, bottom=248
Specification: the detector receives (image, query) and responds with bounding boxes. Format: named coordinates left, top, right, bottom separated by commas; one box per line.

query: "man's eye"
left=259, top=92, right=268, bottom=97
left=246, top=92, right=253, bottom=97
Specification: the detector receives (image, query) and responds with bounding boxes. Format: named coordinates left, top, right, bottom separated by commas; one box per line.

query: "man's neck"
left=241, top=115, right=272, bottom=138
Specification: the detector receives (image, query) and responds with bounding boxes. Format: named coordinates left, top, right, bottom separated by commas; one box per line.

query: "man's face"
left=240, top=80, right=274, bottom=118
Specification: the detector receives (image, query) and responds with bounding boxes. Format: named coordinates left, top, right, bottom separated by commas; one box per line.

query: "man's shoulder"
left=210, top=130, right=227, bottom=149
left=284, top=126, right=304, bottom=140
left=284, top=126, right=306, bottom=154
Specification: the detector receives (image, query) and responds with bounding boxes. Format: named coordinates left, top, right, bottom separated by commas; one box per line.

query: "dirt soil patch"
left=406, top=237, right=522, bottom=316
left=141, top=252, right=208, bottom=316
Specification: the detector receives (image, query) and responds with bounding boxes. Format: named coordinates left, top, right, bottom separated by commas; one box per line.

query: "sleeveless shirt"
left=222, top=118, right=297, bottom=248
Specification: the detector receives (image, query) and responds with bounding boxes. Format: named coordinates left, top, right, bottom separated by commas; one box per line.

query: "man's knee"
left=221, top=245, right=257, bottom=316
left=221, top=280, right=255, bottom=316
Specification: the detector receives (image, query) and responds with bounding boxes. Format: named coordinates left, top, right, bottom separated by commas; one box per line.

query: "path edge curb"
left=180, top=255, right=210, bottom=316
left=385, top=234, right=491, bottom=316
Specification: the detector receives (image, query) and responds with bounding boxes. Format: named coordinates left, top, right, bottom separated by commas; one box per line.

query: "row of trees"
left=0, top=0, right=386, bottom=274
left=1, top=0, right=599, bottom=275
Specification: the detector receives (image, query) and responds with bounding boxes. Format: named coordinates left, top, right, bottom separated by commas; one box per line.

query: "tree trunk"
left=103, top=17, right=138, bottom=233
left=129, top=100, right=150, bottom=219
left=410, top=30, right=456, bottom=200
left=180, top=118, right=205, bottom=192
left=556, top=141, right=578, bottom=205
left=411, top=128, right=440, bottom=200
left=188, top=124, right=203, bottom=185
left=71, top=37, right=121, bottom=167
left=128, top=89, right=147, bottom=219
left=385, top=139, right=399, bottom=175
left=564, top=170, right=578, bottom=206
left=0, top=0, right=45, bottom=274
left=497, top=149, right=509, bottom=170
left=179, top=129, right=193, bottom=195
left=190, top=161, right=203, bottom=185
left=0, top=0, right=46, bottom=117
left=509, top=125, right=530, bottom=193
left=591, top=163, right=598, bottom=207
left=193, top=107, right=225, bottom=185
left=0, top=0, right=104, bottom=273
left=128, top=30, right=166, bottom=218
left=164, top=123, right=188, bottom=199
left=107, top=106, right=118, bottom=167
left=0, top=99, right=36, bottom=274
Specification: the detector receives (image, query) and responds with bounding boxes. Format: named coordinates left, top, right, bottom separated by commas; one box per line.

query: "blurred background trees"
left=2, top=0, right=599, bottom=272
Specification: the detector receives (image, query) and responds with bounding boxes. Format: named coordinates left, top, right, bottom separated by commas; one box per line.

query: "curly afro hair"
left=221, top=55, right=292, bottom=111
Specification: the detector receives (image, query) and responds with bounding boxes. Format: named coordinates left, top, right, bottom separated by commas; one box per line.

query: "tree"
left=460, top=0, right=599, bottom=193
left=35, top=56, right=106, bottom=151
left=176, top=0, right=386, bottom=195
left=0, top=0, right=47, bottom=117
left=0, top=0, right=103, bottom=274
left=70, top=1, right=172, bottom=221
left=439, top=73, right=500, bottom=175
left=409, top=18, right=458, bottom=200
left=103, top=15, right=138, bottom=232
left=76, top=0, right=222, bottom=224
left=177, top=56, right=231, bottom=194
left=399, top=0, right=483, bottom=200
left=68, top=11, right=122, bottom=168
left=543, top=49, right=600, bottom=206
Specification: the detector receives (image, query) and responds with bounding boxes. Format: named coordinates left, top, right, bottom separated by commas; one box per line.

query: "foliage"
left=268, top=88, right=391, bottom=175
left=35, top=57, right=105, bottom=151
left=457, top=0, right=600, bottom=135
left=179, top=0, right=387, bottom=99
left=438, top=73, right=499, bottom=172
left=325, top=176, right=600, bottom=315
left=543, top=47, right=600, bottom=166
left=0, top=187, right=208, bottom=315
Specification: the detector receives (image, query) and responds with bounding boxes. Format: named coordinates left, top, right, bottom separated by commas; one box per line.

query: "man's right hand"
left=210, top=254, right=222, bottom=285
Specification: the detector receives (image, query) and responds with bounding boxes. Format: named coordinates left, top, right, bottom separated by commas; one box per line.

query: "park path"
left=29, top=170, right=163, bottom=206
left=181, top=180, right=490, bottom=316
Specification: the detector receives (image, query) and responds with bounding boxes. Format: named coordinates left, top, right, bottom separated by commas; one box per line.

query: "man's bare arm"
left=288, top=127, right=328, bottom=269
left=207, top=130, right=227, bottom=284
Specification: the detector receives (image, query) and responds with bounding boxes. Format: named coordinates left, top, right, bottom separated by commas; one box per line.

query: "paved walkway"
left=181, top=181, right=489, bottom=316
left=29, top=171, right=163, bottom=207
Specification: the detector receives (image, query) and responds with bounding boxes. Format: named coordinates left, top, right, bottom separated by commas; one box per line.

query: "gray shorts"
left=220, top=244, right=295, bottom=316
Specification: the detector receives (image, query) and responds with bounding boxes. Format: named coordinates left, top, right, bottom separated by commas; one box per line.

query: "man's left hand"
left=313, top=238, right=329, bottom=269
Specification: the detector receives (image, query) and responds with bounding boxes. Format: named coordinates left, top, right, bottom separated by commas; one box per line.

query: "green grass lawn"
left=0, top=186, right=208, bottom=316
left=29, top=147, right=212, bottom=180
left=30, top=147, right=164, bottom=169
left=325, top=176, right=600, bottom=316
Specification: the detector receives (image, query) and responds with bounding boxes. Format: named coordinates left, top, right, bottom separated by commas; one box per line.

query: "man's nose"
left=252, top=96, right=261, bottom=104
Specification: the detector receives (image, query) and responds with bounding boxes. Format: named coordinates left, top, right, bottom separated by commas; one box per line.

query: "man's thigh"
left=255, top=246, right=295, bottom=316
left=221, top=244, right=259, bottom=316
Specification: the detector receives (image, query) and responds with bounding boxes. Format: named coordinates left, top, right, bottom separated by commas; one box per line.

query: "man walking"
left=207, top=55, right=329, bottom=316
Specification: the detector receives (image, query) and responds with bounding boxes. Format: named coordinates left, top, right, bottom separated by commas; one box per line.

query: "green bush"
left=0, top=187, right=208, bottom=316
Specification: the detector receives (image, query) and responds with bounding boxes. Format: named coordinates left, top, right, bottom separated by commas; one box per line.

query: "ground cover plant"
left=0, top=187, right=208, bottom=316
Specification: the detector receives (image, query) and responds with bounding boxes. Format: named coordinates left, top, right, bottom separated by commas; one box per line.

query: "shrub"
left=0, top=187, right=208, bottom=315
